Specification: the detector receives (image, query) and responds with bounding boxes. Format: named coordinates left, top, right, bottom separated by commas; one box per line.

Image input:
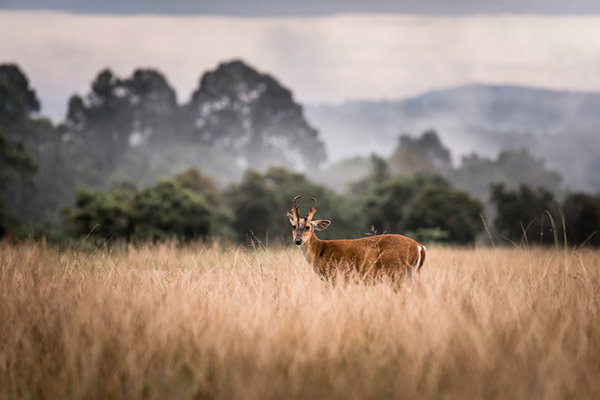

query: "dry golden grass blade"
left=1, top=242, right=599, bottom=399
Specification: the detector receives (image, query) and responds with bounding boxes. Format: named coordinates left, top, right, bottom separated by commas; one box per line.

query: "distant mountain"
left=305, top=84, right=600, bottom=191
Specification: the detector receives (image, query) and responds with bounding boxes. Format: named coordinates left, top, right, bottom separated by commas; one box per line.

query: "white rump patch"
left=413, top=245, right=424, bottom=269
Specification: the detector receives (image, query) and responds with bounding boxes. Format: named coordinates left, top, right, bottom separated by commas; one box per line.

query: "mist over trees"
left=306, top=85, right=600, bottom=192
left=63, top=60, right=325, bottom=190
left=1, top=60, right=599, bottom=247
left=0, top=129, right=37, bottom=236
left=186, top=61, right=326, bottom=170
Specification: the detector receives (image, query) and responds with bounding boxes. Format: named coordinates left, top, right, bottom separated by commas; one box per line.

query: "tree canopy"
left=64, top=180, right=213, bottom=244
left=490, top=184, right=558, bottom=245
left=364, top=175, right=483, bottom=244
left=2, top=61, right=600, bottom=248
left=186, top=60, right=326, bottom=170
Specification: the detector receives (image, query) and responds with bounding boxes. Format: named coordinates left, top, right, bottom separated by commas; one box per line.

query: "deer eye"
left=292, top=225, right=296, bottom=229
left=305, top=226, right=310, bottom=231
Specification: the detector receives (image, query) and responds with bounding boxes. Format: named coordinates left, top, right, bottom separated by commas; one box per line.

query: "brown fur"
left=298, top=229, right=426, bottom=281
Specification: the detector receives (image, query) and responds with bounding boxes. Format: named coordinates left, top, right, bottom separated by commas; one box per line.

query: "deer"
left=287, top=195, right=426, bottom=281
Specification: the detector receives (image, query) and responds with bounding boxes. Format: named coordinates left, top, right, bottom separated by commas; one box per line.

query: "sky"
left=4, top=0, right=600, bottom=16
left=1, top=2, right=600, bottom=121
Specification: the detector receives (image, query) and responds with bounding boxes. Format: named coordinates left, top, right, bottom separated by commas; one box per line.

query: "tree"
left=0, top=64, right=41, bottom=236
left=173, top=167, right=222, bottom=207
left=65, top=68, right=180, bottom=184
left=0, top=129, right=37, bottom=236
left=403, top=184, right=483, bottom=244
left=370, top=154, right=390, bottom=183
left=0, top=129, right=37, bottom=178
left=362, top=174, right=482, bottom=244
left=64, top=180, right=213, bottom=243
left=0, top=64, right=40, bottom=128
left=490, top=184, right=558, bottom=245
left=122, top=69, right=180, bottom=145
left=173, top=167, right=234, bottom=239
left=0, top=64, right=41, bottom=161
left=227, top=170, right=278, bottom=243
left=388, top=130, right=451, bottom=176
left=0, top=64, right=80, bottom=235
left=397, top=130, right=451, bottom=168
left=64, top=185, right=135, bottom=242
left=563, top=193, right=600, bottom=247
left=132, top=181, right=212, bottom=242
left=362, top=175, right=425, bottom=234
left=449, top=148, right=563, bottom=199
left=348, top=154, right=391, bottom=197
left=185, top=60, right=326, bottom=170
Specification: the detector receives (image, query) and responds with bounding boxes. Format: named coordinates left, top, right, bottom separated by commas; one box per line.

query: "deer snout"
left=294, top=238, right=302, bottom=245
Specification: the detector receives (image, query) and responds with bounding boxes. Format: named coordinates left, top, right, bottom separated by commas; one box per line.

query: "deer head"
left=287, top=196, right=331, bottom=245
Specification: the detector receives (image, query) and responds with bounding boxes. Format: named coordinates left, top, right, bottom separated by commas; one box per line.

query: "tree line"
left=60, top=160, right=599, bottom=248
left=1, top=61, right=599, bottom=247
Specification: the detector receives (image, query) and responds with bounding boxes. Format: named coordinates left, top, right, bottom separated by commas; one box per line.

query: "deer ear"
left=287, top=212, right=296, bottom=225
left=312, top=220, right=331, bottom=231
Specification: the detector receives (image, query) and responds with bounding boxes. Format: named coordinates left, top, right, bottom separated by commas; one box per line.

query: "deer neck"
left=298, top=230, right=324, bottom=265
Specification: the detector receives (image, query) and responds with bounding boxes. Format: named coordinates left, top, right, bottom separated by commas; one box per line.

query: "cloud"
left=1, top=11, right=600, bottom=121
left=3, top=0, right=600, bottom=16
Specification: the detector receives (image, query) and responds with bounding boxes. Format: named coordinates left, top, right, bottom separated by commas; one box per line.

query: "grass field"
left=1, top=241, right=599, bottom=399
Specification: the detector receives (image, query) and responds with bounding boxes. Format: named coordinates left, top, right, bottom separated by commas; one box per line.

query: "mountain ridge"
left=313, top=83, right=600, bottom=107
left=305, top=83, right=600, bottom=191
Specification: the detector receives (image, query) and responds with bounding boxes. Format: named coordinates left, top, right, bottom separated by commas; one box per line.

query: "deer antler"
left=290, top=195, right=302, bottom=218
left=306, top=197, right=317, bottom=221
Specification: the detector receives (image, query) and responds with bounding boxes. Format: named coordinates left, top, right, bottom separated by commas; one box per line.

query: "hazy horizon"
left=5, top=0, right=600, bottom=16
left=2, top=11, right=600, bottom=121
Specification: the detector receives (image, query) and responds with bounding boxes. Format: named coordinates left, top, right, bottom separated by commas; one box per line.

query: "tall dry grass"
left=1, top=241, right=599, bottom=399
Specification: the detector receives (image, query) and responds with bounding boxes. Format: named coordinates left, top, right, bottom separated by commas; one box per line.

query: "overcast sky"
left=4, top=0, right=600, bottom=16
left=1, top=6, right=600, bottom=121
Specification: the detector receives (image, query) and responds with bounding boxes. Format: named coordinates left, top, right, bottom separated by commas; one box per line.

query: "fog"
left=306, top=85, right=600, bottom=189
left=2, top=8, right=600, bottom=244
left=2, top=11, right=600, bottom=123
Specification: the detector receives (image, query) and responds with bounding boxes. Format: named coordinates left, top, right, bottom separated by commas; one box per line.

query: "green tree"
left=563, top=193, right=600, bottom=247
left=132, top=181, right=212, bottom=242
left=362, top=175, right=482, bottom=244
left=173, top=167, right=222, bottom=207
left=490, top=184, right=558, bottom=245
left=0, top=64, right=41, bottom=236
left=64, top=185, right=135, bottom=242
left=173, top=167, right=234, bottom=239
left=64, top=180, right=213, bottom=244
left=362, top=175, right=426, bottom=234
left=403, top=184, right=483, bottom=244
left=227, top=170, right=278, bottom=243
left=0, top=64, right=40, bottom=128
left=0, top=129, right=37, bottom=236
left=0, top=130, right=37, bottom=178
